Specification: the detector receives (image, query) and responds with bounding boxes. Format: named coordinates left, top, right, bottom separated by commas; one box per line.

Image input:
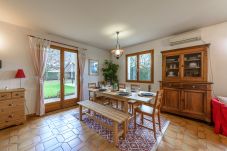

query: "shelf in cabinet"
left=184, top=67, right=201, bottom=70
left=166, top=61, right=179, bottom=64
left=184, top=59, right=201, bottom=62
left=167, top=68, right=179, bottom=70
left=167, top=75, right=179, bottom=77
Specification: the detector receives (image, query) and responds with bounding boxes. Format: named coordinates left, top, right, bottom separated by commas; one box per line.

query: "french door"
left=44, top=45, right=79, bottom=112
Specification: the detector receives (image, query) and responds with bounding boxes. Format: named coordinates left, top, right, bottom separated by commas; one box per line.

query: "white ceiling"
left=1, top=0, right=227, bottom=50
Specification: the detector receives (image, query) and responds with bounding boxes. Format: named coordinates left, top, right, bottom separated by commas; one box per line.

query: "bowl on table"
left=117, top=92, right=130, bottom=96
left=99, top=88, right=107, bottom=92
left=139, top=92, right=154, bottom=97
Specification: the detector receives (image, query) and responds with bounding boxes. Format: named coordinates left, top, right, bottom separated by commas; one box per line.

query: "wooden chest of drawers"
left=0, top=88, right=26, bottom=129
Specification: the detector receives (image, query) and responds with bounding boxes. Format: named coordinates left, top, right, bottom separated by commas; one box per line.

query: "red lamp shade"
left=15, top=69, right=26, bottom=78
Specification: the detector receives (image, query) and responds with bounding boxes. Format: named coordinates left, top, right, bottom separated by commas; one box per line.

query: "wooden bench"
left=77, top=100, right=129, bottom=146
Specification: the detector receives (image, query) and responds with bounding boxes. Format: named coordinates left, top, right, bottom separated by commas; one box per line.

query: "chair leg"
left=116, top=100, right=118, bottom=109
left=131, top=104, right=134, bottom=115
left=158, top=112, right=161, bottom=131
left=128, top=104, right=131, bottom=113
left=152, top=116, right=157, bottom=140
left=79, top=105, right=82, bottom=121
left=141, top=113, right=144, bottom=125
left=134, top=110, right=137, bottom=129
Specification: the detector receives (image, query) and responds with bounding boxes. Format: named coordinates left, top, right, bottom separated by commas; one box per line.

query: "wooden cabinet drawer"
left=0, top=106, right=24, bottom=115
left=0, top=99, right=24, bottom=109
left=0, top=110, right=24, bottom=121
left=0, top=114, right=25, bottom=129
left=183, top=84, right=207, bottom=90
left=12, top=99, right=24, bottom=106
left=12, top=91, right=24, bottom=99
left=0, top=100, right=13, bottom=108
left=162, top=83, right=181, bottom=88
left=0, top=93, right=11, bottom=101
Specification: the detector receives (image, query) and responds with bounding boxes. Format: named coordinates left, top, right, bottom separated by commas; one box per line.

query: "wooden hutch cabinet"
left=160, top=44, right=212, bottom=122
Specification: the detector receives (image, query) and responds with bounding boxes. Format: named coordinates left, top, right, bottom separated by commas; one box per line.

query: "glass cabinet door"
left=183, top=52, right=202, bottom=78
left=165, top=55, right=180, bottom=79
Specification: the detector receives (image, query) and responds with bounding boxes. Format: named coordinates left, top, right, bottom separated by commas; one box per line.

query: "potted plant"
left=101, top=60, right=119, bottom=88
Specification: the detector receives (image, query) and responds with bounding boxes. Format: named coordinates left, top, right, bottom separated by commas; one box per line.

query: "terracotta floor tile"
left=62, top=130, right=76, bottom=140
left=35, top=143, right=45, bottom=151
left=68, top=138, right=82, bottom=148
left=61, top=143, right=71, bottom=151
left=43, top=138, right=59, bottom=149
left=0, top=107, right=226, bottom=151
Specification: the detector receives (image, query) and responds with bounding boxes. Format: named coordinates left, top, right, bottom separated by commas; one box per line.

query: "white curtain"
left=78, top=48, right=86, bottom=101
left=28, top=37, right=50, bottom=116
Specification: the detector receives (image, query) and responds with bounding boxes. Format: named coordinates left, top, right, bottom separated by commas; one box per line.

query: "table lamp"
left=15, top=69, right=26, bottom=88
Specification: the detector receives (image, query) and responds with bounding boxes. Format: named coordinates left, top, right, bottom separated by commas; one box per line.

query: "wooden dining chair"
left=134, top=89, right=164, bottom=139
left=131, top=84, right=140, bottom=92
left=114, top=83, right=126, bottom=109
left=98, top=81, right=106, bottom=88
left=119, top=83, right=126, bottom=89
left=88, top=83, right=96, bottom=101
left=148, top=85, right=151, bottom=92
left=128, top=84, right=140, bottom=115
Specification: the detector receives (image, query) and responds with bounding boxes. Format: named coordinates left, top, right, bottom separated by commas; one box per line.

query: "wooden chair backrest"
left=148, top=85, right=151, bottom=92
left=88, top=83, right=96, bottom=88
left=119, top=83, right=126, bottom=89
left=98, top=81, right=106, bottom=87
left=152, top=89, right=164, bottom=114
left=131, top=84, right=140, bottom=91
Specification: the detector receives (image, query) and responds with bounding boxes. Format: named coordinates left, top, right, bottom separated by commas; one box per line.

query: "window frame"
left=126, top=49, right=154, bottom=83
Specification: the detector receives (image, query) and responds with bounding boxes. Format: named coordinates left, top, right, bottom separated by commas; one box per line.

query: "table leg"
left=121, top=101, right=124, bottom=110
left=79, top=105, right=82, bottom=121
left=123, top=100, right=129, bottom=132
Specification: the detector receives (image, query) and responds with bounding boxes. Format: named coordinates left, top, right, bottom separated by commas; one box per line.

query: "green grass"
left=44, top=80, right=76, bottom=99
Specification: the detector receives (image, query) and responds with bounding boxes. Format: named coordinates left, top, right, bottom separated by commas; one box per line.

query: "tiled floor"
left=0, top=107, right=226, bottom=151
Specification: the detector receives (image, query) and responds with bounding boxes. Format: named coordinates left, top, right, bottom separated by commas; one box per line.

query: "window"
left=126, top=50, right=154, bottom=83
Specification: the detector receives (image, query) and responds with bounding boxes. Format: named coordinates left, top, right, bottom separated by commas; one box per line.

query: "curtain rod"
left=28, top=35, right=87, bottom=50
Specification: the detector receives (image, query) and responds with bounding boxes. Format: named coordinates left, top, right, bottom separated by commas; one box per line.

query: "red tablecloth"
left=212, top=98, right=227, bottom=136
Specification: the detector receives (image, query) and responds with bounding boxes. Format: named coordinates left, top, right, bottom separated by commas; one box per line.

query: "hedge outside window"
left=126, top=50, right=154, bottom=83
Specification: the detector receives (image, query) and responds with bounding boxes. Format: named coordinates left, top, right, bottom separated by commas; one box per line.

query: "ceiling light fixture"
left=111, top=31, right=124, bottom=59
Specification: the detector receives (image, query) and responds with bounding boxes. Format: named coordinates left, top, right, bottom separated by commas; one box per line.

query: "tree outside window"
left=126, top=50, right=154, bottom=83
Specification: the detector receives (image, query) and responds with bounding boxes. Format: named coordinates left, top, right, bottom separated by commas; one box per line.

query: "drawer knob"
left=8, top=104, right=13, bottom=106
left=8, top=115, right=13, bottom=118
left=192, top=85, right=196, bottom=88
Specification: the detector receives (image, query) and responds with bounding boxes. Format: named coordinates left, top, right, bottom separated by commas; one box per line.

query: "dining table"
left=88, top=88, right=156, bottom=114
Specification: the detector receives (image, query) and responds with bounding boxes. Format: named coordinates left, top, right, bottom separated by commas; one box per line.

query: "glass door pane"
left=139, top=53, right=151, bottom=81
left=44, top=48, right=61, bottom=104
left=184, top=53, right=202, bottom=77
left=64, top=51, right=78, bottom=100
left=127, top=55, right=137, bottom=81
left=166, top=55, right=180, bottom=78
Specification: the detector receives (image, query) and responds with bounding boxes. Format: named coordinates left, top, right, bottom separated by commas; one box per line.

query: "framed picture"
left=88, top=59, right=99, bottom=76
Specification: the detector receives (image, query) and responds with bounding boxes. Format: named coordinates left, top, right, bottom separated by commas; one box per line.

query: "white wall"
left=0, top=21, right=110, bottom=114
left=113, top=22, right=227, bottom=96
